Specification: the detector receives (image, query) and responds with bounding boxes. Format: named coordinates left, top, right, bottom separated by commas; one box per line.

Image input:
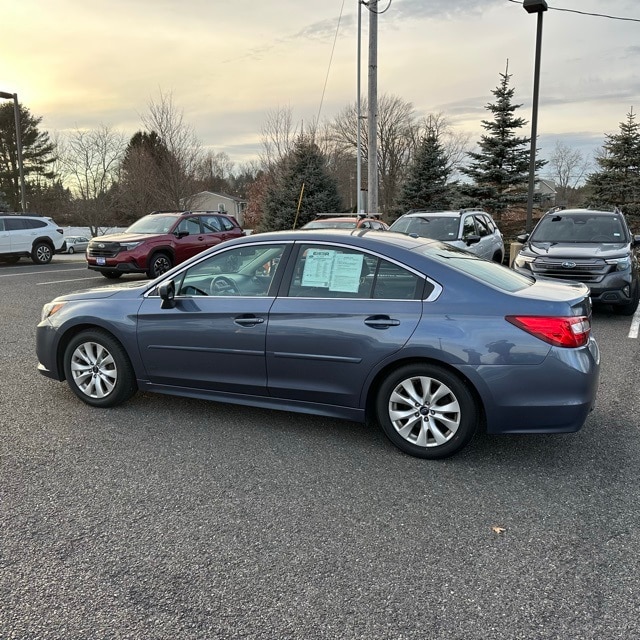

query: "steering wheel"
left=210, top=276, right=240, bottom=296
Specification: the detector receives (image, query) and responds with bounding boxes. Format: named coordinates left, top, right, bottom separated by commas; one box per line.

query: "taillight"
left=506, top=315, right=591, bottom=348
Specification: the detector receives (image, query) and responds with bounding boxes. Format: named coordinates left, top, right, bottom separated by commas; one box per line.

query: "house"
left=534, top=179, right=557, bottom=207
left=184, top=191, right=248, bottom=226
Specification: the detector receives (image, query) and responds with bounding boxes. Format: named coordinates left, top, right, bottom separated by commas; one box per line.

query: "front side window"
left=288, top=244, right=423, bottom=300
left=175, top=244, right=286, bottom=297
left=462, top=217, right=476, bottom=238
left=177, top=217, right=201, bottom=235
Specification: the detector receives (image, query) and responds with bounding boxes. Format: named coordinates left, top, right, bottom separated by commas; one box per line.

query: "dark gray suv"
left=513, top=208, right=640, bottom=315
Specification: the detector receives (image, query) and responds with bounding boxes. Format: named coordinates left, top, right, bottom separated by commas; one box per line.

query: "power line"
left=507, top=0, right=640, bottom=23
left=316, top=0, right=346, bottom=129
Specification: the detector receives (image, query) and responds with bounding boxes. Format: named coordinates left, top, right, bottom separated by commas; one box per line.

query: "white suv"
left=0, top=214, right=66, bottom=264
left=389, top=209, right=505, bottom=263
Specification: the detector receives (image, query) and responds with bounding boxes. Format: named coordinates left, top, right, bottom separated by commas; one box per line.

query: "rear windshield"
left=390, top=216, right=459, bottom=241
left=531, top=214, right=628, bottom=243
left=415, top=242, right=533, bottom=292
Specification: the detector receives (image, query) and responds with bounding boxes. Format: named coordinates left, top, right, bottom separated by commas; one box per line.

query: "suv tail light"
left=506, top=315, right=591, bottom=348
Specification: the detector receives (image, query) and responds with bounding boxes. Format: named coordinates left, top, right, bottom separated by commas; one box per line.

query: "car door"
left=136, top=243, right=289, bottom=395
left=5, top=218, right=32, bottom=252
left=0, top=218, right=10, bottom=254
left=265, top=242, right=424, bottom=408
left=174, top=216, right=210, bottom=262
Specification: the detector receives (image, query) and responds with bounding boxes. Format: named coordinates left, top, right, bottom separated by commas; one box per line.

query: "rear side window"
left=287, top=244, right=424, bottom=299
left=25, top=219, right=47, bottom=229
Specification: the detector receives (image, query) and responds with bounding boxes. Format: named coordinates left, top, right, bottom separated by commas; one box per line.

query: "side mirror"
left=158, top=279, right=176, bottom=309
left=464, top=234, right=481, bottom=245
left=176, top=230, right=189, bottom=238
left=517, top=233, right=530, bottom=243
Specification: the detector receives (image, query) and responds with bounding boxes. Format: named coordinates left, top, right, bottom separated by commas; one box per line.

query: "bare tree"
left=141, top=91, right=203, bottom=209
left=195, top=150, right=235, bottom=194
left=547, top=140, right=591, bottom=206
left=259, top=106, right=301, bottom=173
left=59, top=125, right=126, bottom=235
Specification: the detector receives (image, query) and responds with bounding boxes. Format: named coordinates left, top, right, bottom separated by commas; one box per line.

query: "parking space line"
left=629, top=306, right=640, bottom=339
left=0, top=267, right=87, bottom=279
left=37, top=277, right=99, bottom=285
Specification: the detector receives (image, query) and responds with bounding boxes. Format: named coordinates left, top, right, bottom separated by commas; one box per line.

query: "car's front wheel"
left=68, top=246, right=75, bottom=254
left=376, top=364, right=479, bottom=459
left=63, top=329, right=137, bottom=407
left=147, top=252, right=173, bottom=279
left=31, top=241, right=53, bottom=264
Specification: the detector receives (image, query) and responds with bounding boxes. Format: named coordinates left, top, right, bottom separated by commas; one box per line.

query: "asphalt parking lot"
left=1, top=254, right=640, bottom=639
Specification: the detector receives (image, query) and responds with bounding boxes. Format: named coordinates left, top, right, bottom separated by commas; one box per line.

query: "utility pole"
left=367, top=0, right=378, bottom=215
left=356, top=0, right=364, bottom=213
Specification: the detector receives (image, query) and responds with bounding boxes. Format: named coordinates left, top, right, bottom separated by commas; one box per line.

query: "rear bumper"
left=460, top=337, right=600, bottom=435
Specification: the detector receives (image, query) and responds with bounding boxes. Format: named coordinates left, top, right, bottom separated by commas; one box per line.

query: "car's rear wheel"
left=613, top=280, right=639, bottom=316
left=68, top=246, right=75, bottom=254
left=492, top=251, right=503, bottom=264
left=102, top=271, right=122, bottom=279
left=31, top=241, right=53, bottom=264
left=376, top=364, right=478, bottom=459
left=147, top=252, right=173, bottom=278
left=63, top=329, right=137, bottom=407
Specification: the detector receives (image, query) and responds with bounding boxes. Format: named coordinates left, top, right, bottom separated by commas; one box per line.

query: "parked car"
left=64, top=235, right=90, bottom=254
left=389, top=209, right=505, bottom=262
left=300, top=213, right=389, bottom=231
left=513, top=208, right=640, bottom=315
left=0, top=213, right=65, bottom=264
left=86, top=210, right=244, bottom=279
left=37, top=229, right=599, bottom=459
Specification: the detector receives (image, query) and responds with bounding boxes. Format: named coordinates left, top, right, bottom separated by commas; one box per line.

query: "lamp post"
left=0, top=91, right=27, bottom=213
left=523, top=0, right=548, bottom=233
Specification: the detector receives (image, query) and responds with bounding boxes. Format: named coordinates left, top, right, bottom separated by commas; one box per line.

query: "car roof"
left=542, top=208, right=621, bottom=217
left=399, top=210, right=484, bottom=218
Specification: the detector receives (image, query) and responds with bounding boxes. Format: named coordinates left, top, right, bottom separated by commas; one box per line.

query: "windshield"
left=531, top=214, right=628, bottom=243
left=126, top=215, right=177, bottom=234
left=390, top=216, right=459, bottom=241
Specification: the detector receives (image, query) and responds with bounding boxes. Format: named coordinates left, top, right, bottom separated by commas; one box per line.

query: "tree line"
left=0, top=72, right=637, bottom=235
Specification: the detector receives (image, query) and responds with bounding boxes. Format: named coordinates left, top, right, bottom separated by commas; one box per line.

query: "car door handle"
left=234, top=315, right=265, bottom=327
left=364, top=315, right=400, bottom=329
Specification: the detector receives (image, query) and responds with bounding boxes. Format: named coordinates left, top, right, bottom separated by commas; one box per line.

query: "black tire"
left=102, top=271, right=123, bottom=279
left=68, top=246, right=75, bottom=254
left=376, top=363, right=479, bottom=459
left=63, top=329, right=137, bottom=408
left=147, top=252, right=173, bottom=279
left=31, top=241, right=53, bottom=264
left=613, top=280, right=639, bottom=316
left=492, top=251, right=503, bottom=264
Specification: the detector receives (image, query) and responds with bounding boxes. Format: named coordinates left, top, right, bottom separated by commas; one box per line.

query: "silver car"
left=389, top=209, right=505, bottom=263
left=64, top=236, right=90, bottom=254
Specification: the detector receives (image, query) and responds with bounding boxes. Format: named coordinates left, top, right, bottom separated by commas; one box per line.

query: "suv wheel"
left=147, top=252, right=173, bottom=278
left=31, top=241, right=53, bottom=265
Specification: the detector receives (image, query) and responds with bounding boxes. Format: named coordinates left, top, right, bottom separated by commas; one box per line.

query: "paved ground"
left=1, top=256, right=639, bottom=639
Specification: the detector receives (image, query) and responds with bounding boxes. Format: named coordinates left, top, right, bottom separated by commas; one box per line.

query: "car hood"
left=55, top=281, right=149, bottom=302
left=89, top=232, right=155, bottom=244
left=526, top=241, right=628, bottom=258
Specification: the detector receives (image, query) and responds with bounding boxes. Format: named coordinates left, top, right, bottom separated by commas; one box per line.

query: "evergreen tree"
left=258, top=136, right=342, bottom=232
left=586, top=108, right=640, bottom=214
left=461, top=68, right=543, bottom=218
left=0, top=102, right=56, bottom=211
left=397, top=124, right=451, bottom=215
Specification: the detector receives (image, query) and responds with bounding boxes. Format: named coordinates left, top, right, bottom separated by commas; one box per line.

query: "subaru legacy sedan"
left=36, top=230, right=599, bottom=459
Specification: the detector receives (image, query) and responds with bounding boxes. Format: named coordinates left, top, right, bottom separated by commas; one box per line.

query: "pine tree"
left=258, top=136, right=342, bottom=232
left=0, top=102, right=56, bottom=211
left=397, top=124, right=451, bottom=215
left=586, top=108, right=640, bottom=214
left=461, top=68, right=543, bottom=218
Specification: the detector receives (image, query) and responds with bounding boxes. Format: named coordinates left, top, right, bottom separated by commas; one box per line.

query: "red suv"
left=86, top=211, right=244, bottom=279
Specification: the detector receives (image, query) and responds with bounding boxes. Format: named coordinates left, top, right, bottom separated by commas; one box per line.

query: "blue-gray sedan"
left=36, top=230, right=600, bottom=459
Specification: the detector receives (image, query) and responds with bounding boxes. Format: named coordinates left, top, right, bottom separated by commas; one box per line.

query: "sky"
left=3, top=0, right=640, bottom=174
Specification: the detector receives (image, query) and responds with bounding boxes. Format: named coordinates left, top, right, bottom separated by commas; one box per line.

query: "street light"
left=523, top=0, right=548, bottom=233
left=0, top=90, right=27, bottom=213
